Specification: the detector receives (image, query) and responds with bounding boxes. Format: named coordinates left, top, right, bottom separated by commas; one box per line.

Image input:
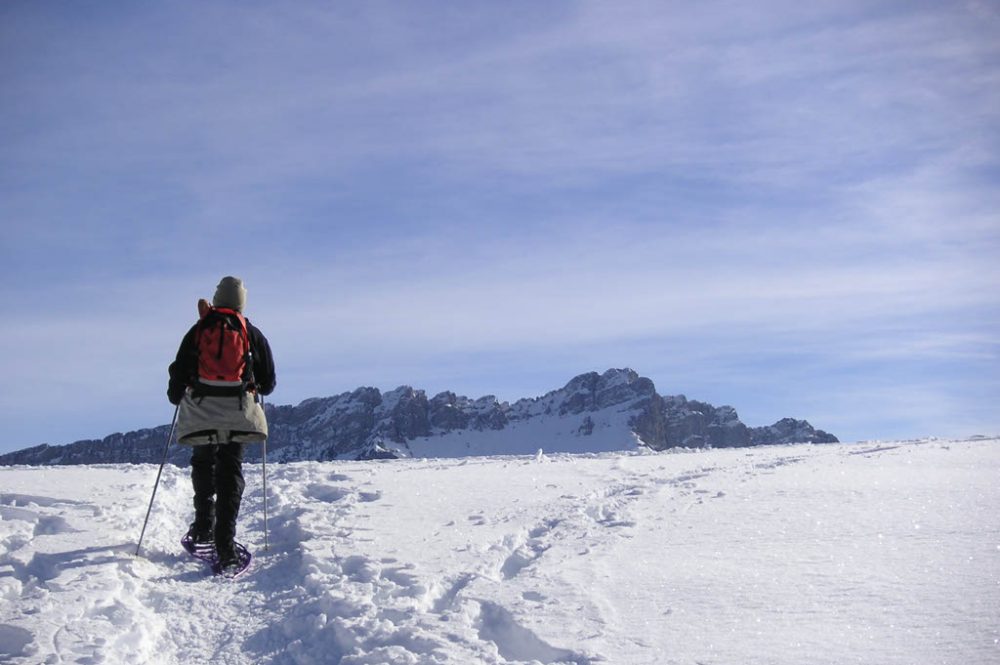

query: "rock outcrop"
left=0, top=369, right=838, bottom=466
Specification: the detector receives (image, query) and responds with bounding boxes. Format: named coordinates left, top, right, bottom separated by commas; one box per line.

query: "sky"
left=1, top=0, right=998, bottom=453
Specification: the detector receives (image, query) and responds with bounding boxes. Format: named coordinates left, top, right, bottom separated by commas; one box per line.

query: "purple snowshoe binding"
left=181, top=533, right=252, bottom=578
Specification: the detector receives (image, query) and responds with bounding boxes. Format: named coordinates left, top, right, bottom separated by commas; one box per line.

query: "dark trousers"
left=190, top=442, right=245, bottom=547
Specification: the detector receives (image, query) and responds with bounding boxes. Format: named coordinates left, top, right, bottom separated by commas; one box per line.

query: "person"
left=167, top=276, right=276, bottom=569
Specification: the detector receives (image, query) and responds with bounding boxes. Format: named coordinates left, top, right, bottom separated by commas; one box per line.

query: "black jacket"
left=168, top=317, right=276, bottom=405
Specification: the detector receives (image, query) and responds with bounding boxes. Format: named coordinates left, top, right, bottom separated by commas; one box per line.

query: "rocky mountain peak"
left=0, top=369, right=839, bottom=466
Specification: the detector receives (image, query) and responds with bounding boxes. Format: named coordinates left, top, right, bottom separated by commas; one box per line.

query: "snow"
left=393, top=403, right=642, bottom=459
left=1, top=439, right=998, bottom=664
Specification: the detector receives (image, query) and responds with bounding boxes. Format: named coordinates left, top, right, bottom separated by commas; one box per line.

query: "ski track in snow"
left=1, top=439, right=998, bottom=664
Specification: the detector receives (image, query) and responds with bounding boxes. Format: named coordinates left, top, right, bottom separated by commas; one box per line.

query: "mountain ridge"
left=0, top=369, right=837, bottom=466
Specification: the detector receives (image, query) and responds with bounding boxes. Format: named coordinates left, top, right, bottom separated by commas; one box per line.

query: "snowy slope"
left=389, top=399, right=644, bottom=458
left=1, top=439, right=997, bottom=664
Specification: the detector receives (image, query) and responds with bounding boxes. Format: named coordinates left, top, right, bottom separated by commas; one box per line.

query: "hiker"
left=167, top=276, right=276, bottom=569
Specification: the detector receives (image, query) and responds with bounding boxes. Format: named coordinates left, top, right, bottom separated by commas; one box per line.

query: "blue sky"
left=1, top=0, right=998, bottom=453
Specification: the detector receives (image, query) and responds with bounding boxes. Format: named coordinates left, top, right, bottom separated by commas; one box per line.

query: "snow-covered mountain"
left=0, top=369, right=837, bottom=466
left=1, top=439, right=996, bottom=663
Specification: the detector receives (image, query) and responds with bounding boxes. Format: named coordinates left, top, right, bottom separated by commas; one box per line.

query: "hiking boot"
left=217, top=541, right=239, bottom=568
left=186, top=522, right=214, bottom=544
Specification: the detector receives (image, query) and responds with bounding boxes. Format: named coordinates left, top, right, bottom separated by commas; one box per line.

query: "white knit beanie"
left=213, top=276, right=248, bottom=312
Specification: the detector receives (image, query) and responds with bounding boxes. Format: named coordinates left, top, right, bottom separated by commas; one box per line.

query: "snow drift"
left=1, top=438, right=997, bottom=664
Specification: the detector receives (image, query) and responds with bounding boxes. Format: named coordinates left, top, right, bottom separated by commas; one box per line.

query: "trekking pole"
left=136, top=403, right=180, bottom=556
left=261, top=395, right=269, bottom=552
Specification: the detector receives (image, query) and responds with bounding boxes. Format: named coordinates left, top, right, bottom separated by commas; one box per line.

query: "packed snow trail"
left=1, top=439, right=998, bottom=664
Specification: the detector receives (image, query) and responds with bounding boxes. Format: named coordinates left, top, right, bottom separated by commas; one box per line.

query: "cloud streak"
left=0, top=1, right=997, bottom=449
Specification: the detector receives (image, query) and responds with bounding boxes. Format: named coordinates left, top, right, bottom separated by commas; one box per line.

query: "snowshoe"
left=181, top=527, right=216, bottom=563
left=212, top=543, right=252, bottom=578
left=181, top=534, right=252, bottom=578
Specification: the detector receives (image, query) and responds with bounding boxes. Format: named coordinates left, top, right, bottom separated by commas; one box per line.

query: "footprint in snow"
left=0, top=624, right=33, bottom=659
left=478, top=602, right=593, bottom=665
left=358, top=490, right=381, bottom=503
left=303, top=484, right=352, bottom=503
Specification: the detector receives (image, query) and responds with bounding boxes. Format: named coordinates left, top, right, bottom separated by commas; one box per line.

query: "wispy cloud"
left=0, top=1, right=997, bottom=448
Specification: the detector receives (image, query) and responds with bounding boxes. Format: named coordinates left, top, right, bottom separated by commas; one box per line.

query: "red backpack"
left=194, top=307, right=252, bottom=384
